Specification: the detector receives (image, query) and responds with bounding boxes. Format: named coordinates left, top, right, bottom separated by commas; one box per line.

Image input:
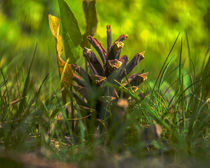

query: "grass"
left=0, top=34, right=209, bottom=168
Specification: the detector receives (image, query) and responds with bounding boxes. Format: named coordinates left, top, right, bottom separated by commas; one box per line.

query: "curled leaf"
left=48, top=14, right=73, bottom=86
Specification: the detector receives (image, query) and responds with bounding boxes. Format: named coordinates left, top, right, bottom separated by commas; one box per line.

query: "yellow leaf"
left=48, top=14, right=60, bottom=38
left=56, top=35, right=63, bottom=59
left=48, top=14, right=73, bottom=86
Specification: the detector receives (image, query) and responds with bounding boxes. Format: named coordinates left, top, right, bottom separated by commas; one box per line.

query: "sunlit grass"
left=0, top=34, right=209, bottom=167
left=0, top=0, right=209, bottom=167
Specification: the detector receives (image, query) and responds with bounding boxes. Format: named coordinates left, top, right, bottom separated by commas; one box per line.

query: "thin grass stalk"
left=185, top=32, right=196, bottom=85
left=0, top=69, right=9, bottom=108
left=17, top=44, right=37, bottom=118
left=178, top=38, right=186, bottom=131
left=152, top=33, right=180, bottom=94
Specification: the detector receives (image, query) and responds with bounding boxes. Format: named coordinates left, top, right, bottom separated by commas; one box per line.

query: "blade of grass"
left=0, top=69, right=10, bottom=108
left=178, top=38, right=186, bottom=131
left=0, top=80, right=8, bottom=88
left=168, top=74, right=210, bottom=108
left=201, top=46, right=210, bottom=74
left=25, top=74, right=49, bottom=115
left=158, top=55, right=175, bottom=90
left=152, top=33, right=180, bottom=93
left=185, top=32, right=195, bottom=84
left=16, top=44, right=37, bottom=117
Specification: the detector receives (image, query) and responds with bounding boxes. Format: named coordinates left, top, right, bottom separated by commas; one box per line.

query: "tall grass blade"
left=158, top=55, right=175, bottom=90
left=0, top=70, right=9, bottom=107
left=152, top=33, right=180, bottom=93
left=185, top=32, right=195, bottom=81
left=16, top=44, right=37, bottom=117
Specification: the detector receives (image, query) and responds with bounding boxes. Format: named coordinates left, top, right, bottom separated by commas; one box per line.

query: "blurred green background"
left=0, top=0, right=209, bottom=80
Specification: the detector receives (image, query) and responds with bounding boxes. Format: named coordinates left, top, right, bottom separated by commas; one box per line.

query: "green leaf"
left=58, top=0, right=82, bottom=63
left=82, top=0, right=98, bottom=48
